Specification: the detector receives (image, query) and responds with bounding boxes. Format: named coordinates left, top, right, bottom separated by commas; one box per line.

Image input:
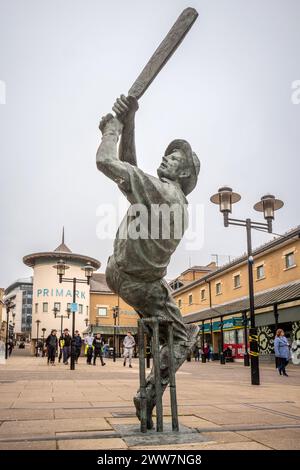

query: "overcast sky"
left=0, top=0, right=299, bottom=287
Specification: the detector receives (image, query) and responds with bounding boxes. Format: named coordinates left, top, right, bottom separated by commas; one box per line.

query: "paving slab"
left=0, top=409, right=54, bottom=421
left=54, top=409, right=113, bottom=419
left=237, top=428, right=300, bottom=450
left=0, top=440, right=57, bottom=450
left=58, top=438, right=127, bottom=450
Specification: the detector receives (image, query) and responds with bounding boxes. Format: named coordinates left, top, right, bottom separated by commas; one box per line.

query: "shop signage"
left=36, top=288, right=86, bottom=299
left=200, top=317, right=244, bottom=332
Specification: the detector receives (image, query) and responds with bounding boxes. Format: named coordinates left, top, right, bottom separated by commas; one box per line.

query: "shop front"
left=200, top=317, right=246, bottom=360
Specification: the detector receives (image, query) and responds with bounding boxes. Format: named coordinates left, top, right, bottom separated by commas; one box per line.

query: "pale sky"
left=0, top=0, right=299, bottom=287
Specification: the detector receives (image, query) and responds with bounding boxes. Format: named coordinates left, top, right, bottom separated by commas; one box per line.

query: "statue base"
left=112, top=423, right=208, bottom=447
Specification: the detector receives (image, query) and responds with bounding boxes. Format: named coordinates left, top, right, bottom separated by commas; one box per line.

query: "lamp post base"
left=244, top=353, right=250, bottom=366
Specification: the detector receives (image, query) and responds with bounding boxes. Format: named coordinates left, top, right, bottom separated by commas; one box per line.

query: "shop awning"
left=184, top=280, right=300, bottom=324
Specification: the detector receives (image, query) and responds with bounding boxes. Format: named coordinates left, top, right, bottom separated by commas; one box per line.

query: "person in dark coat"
left=62, top=329, right=72, bottom=365
left=45, top=330, right=58, bottom=365
left=274, top=328, right=290, bottom=376
left=93, top=333, right=106, bottom=366
left=74, top=330, right=82, bottom=364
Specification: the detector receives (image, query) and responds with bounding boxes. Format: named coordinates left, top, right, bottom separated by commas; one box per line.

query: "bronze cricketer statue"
left=96, top=8, right=200, bottom=430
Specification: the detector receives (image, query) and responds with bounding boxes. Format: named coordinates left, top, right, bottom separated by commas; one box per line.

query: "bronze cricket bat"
left=127, top=7, right=198, bottom=100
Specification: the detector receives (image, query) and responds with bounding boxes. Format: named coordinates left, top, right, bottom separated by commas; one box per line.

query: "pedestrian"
left=123, top=331, right=135, bottom=368
left=74, top=330, right=82, bottom=364
left=84, top=333, right=94, bottom=365
left=93, top=333, right=106, bottom=366
left=274, top=329, right=290, bottom=376
left=194, top=342, right=201, bottom=361
left=8, top=339, right=14, bottom=357
left=103, top=343, right=109, bottom=358
left=62, top=329, right=72, bottom=365
left=45, top=329, right=58, bottom=365
left=203, top=342, right=210, bottom=361
left=58, top=332, right=65, bottom=363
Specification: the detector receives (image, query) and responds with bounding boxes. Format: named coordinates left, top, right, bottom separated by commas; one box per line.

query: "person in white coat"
left=123, top=331, right=136, bottom=368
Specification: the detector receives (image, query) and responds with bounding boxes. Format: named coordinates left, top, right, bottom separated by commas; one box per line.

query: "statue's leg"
left=105, top=257, right=198, bottom=428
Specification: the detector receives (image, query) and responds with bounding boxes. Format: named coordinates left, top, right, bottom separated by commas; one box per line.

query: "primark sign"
left=36, top=288, right=86, bottom=300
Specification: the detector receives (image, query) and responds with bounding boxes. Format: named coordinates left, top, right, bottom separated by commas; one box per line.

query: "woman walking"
left=274, top=329, right=290, bottom=376
left=45, top=330, right=58, bottom=366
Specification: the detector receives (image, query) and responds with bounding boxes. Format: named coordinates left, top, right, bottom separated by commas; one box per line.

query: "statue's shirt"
left=113, top=163, right=188, bottom=281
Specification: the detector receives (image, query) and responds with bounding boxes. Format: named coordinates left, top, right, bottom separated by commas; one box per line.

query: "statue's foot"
left=133, top=395, right=154, bottom=430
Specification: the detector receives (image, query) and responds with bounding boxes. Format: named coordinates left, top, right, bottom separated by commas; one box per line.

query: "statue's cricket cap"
left=164, top=139, right=200, bottom=195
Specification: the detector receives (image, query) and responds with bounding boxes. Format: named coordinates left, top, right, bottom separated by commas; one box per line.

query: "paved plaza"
left=0, top=351, right=300, bottom=450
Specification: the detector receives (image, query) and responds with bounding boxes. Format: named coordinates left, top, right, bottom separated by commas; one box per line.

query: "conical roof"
left=23, top=227, right=100, bottom=270
left=54, top=228, right=72, bottom=253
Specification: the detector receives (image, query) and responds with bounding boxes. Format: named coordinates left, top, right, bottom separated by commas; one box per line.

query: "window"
left=43, top=302, right=48, bottom=313
left=79, top=304, right=83, bottom=314
left=237, top=329, right=244, bottom=344
left=54, top=302, right=61, bottom=311
left=256, top=265, right=265, bottom=280
left=35, top=303, right=38, bottom=313
left=178, top=299, right=182, bottom=308
left=86, top=306, right=89, bottom=316
left=97, top=307, right=107, bottom=317
left=200, top=289, right=206, bottom=301
left=233, top=274, right=241, bottom=288
left=216, top=282, right=222, bottom=295
left=188, top=294, right=193, bottom=305
left=285, top=252, right=296, bottom=269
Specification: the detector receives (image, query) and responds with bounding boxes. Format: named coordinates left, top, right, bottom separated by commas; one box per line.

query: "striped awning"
left=184, top=280, right=300, bottom=324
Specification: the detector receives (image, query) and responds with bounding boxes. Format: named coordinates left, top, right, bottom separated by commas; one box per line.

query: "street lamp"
left=35, top=319, right=41, bottom=357
left=112, top=306, right=119, bottom=362
left=53, top=306, right=70, bottom=335
left=0, top=299, right=16, bottom=359
left=211, top=187, right=283, bottom=385
left=53, top=259, right=94, bottom=370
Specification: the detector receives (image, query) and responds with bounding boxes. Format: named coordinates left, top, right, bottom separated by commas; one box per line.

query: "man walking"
left=123, top=331, right=135, bottom=368
left=58, top=332, right=65, bottom=363
left=62, top=329, right=72, bottom=365
left=93, top=333, right=106, bottom=366
left=84, top=333, right=94, bottom=365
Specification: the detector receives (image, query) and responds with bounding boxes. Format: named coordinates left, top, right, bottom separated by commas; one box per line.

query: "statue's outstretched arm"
left=113, top=95, right=139, bottom=167
left=96, top=114, right=131, bottom=190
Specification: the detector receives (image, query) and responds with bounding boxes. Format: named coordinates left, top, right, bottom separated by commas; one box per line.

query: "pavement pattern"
left=0, top=350, right=300, bottom=450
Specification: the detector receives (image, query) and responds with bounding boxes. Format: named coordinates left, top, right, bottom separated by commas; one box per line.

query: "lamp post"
left=42, top=327, right=46, bottom=356
left=35, top=319, right=41, bottom=357
left=1, top=299, right=16, bottom=359
left=53, top=306, right=71, bottom=335
left=112, top=306, right=119, bottom=362
left=53, top=259, right=94, bottom=370
left=210, top=187, right=283, bottom=385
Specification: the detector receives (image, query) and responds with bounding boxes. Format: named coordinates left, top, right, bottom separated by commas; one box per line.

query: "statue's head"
left=157, top=139, right=200, bottom=195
